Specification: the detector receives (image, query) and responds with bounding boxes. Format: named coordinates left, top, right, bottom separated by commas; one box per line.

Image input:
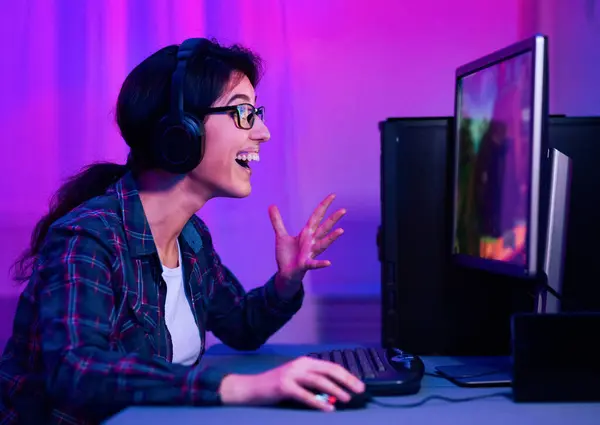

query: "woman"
left=0, top=38, right=364, bottom=424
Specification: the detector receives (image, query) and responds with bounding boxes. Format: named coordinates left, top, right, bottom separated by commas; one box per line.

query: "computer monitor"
left=537, top=147, right=571, bottom=313
left=451, top=35, right=550, bottom=279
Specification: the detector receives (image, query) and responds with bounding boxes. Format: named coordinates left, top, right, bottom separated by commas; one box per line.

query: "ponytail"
left=11, top=162, right=128, bottom=284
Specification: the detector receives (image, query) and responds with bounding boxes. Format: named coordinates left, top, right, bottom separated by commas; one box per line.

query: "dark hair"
left=12, top=38, right=263, bottom=283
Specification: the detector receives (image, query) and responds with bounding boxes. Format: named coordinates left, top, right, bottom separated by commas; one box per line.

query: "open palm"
left=268, top=194, right=346, bottom=283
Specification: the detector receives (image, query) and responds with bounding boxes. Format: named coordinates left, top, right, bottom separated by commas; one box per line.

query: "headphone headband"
left=168, top=38, right=203, bottom=123
left=152, top=38, right=207, bottom=174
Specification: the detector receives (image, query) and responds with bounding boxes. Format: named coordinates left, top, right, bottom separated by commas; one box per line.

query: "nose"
left=249, top=117, right=270, bottom=143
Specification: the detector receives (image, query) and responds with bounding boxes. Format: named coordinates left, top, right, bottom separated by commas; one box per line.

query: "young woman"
left=0, top=38, right=364, bottom=424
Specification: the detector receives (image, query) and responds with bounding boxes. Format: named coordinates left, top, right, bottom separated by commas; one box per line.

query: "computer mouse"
left=278, top=390, right=370, bottom=411
left=315, top=390, right=370, bottom=410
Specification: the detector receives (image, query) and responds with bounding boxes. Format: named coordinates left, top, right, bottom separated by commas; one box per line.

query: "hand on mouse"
left=218, top=356, right=365, bottom=411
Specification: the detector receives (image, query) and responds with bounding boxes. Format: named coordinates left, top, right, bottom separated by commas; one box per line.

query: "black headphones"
left=152, top=38, right=206, bottom=174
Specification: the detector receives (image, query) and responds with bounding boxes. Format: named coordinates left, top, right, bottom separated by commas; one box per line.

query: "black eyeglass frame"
left=200, top=103, right=265, bottom=129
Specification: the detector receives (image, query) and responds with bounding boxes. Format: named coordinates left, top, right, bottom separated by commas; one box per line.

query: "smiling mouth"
left=235, top=158, right=250, bottom=169
left=235, top=152, right=260, bottom=169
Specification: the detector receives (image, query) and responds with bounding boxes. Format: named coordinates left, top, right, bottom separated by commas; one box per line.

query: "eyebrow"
left=226, top=93, right=257, bottom=105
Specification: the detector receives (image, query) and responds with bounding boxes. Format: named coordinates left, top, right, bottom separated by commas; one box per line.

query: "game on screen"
left=454, top=52, right=533, bottom=266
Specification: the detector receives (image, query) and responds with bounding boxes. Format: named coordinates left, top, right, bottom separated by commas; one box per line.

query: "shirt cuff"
left=264, top=274, right=304, bottom=314
left=187, top=364, right=229, bottom=406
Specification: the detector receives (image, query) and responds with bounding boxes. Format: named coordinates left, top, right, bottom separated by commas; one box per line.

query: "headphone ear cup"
left=153, top=113, right=205, bottom=174
left=180, top=113, right=205, bottom=172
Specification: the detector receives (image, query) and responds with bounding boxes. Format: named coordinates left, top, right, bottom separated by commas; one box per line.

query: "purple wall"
left=0, top=0, right=598, bottom=346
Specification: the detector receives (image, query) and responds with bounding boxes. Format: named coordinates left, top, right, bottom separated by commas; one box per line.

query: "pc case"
left=379, top=117, right=454, bottom=354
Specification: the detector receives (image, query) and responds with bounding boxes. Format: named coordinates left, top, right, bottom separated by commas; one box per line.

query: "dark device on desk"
left=512, top=312, right=600, bottom=402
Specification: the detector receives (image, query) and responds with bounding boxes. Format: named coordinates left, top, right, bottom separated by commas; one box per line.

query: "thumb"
left=268, top=205, right=288, bottom=237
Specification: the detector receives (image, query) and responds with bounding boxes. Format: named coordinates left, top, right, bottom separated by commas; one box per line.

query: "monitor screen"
left=453, top=46, right=540, bottom=275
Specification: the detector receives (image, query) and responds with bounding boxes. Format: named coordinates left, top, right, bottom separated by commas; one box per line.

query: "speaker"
left=512, top=312, right=600, bottom=402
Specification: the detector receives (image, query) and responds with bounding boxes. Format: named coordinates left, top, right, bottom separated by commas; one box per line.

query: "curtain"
left=1, top=0, right=596, bottom=343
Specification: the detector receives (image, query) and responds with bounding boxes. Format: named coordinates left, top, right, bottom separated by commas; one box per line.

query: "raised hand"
left=268, top=194, right=346, bottom=287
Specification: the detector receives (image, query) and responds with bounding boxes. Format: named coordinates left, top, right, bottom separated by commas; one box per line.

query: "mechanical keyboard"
left=307, top=347, right=425, bottom=396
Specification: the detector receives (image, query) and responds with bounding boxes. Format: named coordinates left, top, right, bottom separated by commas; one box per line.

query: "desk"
left=105, top=344, right=600, bottom=425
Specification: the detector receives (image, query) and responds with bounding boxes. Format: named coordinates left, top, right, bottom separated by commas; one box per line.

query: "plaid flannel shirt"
left=0, top=171, right=303, bottom=424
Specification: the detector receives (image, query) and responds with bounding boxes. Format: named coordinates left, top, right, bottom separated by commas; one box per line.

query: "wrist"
left=275, top=272, right=303, bottom=300
left=218, top=374, right=248, bottom=405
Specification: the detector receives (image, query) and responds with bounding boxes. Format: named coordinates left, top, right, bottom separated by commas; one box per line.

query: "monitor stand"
left=434, top=358, right=512, bottom=387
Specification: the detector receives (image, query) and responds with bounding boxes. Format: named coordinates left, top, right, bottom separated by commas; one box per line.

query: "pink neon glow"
left=0, top=1, right=597, bottom=310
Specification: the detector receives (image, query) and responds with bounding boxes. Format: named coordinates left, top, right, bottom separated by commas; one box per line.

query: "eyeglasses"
left=202, top=103, right=265, bottom=130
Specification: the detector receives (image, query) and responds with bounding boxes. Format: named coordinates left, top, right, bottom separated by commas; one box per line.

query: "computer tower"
left=379, top=116, right=600, bottom=355
left=379, top=117, right=454, bottom=354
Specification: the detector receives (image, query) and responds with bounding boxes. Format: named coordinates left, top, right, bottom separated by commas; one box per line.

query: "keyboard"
left=307, top=347, right=425, bottom=396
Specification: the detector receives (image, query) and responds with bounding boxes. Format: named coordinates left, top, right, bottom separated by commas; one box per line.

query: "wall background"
left=0, top=0, right=598, bottom=347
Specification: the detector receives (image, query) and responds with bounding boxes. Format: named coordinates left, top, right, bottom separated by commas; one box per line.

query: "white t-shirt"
left=161, top=240, right=202, bottom=365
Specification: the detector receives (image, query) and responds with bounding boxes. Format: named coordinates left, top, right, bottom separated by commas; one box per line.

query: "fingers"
left=303, top=357, right=365, bottom=394
left=299, top=372, right=351, bottom=403
left=274, top=357, right=366, bottom=412
left=313, top=228, right=344, bottom=256
left=303, top=227, right=344, bottom=270
left=268, top=205, right=288, bottom=237
left=315, top=208, right=346, bottom=239
left=288, top=357, right=365, bottom=411
left=305, top=259, right=331, bottom=270
left=285, top=380, right=335, bottom=412
left=306, top=194, right=336, bottom=233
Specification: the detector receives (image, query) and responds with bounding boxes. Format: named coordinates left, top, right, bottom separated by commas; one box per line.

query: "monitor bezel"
left=451, top=35, right=548, bottom=279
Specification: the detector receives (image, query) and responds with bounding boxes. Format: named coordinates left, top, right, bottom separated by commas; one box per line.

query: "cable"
left=543, top=283, right=562, bottom=301
left=425, top=369, right=508, bottom=379
left=369, top=391, right=510, bottom=408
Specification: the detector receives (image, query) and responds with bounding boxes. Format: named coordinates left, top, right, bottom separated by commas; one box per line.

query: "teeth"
left=235, top=152, right=260, bottom=162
